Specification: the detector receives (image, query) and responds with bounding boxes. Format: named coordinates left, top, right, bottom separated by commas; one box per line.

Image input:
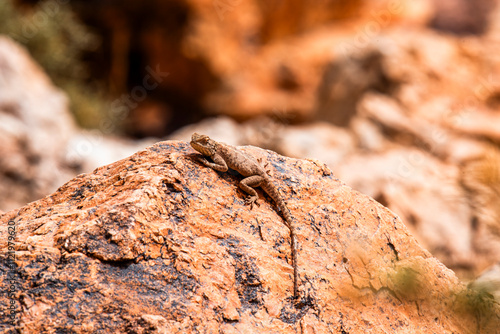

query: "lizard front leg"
left=239, top=175, right=264, bottom=209
left=197, top=154, right=228, bottom=172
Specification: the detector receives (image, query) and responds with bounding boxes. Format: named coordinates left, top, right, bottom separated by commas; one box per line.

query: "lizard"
left=190, top=133, right=300, bottom=300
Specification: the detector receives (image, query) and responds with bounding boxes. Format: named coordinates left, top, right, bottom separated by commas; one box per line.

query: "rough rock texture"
left=1, top=140, right=497, bottom=333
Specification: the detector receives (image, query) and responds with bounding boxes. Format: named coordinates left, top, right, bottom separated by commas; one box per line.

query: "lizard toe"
left=244, top=197, right=258, bottom=209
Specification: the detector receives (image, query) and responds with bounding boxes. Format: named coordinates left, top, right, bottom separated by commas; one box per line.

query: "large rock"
left=1, top=140, right=496, bottom=333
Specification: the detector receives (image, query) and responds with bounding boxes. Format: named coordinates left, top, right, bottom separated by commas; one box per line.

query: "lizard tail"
left=261, top=181, right=299, bottom=299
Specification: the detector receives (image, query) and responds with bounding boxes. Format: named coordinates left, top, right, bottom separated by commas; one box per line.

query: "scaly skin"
left=190, top=133, right=299, bottom=300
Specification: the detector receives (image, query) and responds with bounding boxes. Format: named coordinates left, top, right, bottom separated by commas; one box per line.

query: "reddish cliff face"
left=1, top=140, right=496, bottom=333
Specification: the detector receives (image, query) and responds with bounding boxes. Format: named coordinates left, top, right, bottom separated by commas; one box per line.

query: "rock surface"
left=1, top=140, right=497, bottom=333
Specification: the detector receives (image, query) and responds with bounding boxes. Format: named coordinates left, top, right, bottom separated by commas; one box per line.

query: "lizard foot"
left=245, top=197, right=259, bottom=209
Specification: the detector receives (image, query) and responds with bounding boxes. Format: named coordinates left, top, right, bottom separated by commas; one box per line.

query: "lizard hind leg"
left=239, top=175, right=264, bottom=209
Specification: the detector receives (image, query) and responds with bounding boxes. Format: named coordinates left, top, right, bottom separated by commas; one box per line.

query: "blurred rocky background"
left=1, top=0, right=500, bottom=284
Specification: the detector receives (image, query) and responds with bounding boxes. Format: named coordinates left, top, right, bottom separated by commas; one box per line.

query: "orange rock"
left=0, top=141, right=497, bottom=332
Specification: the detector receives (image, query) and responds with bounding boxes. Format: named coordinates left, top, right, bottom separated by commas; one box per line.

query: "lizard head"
left=190, top=133, right=216, bottom=156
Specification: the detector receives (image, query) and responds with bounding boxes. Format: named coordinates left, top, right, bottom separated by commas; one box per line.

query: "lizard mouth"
left=190, top=133, right=213, bottom=156
left=190, top=141, right=209, bottom=156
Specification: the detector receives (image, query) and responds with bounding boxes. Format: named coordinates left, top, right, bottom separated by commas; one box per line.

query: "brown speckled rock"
left=0, top=140, right=497, bottom=333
